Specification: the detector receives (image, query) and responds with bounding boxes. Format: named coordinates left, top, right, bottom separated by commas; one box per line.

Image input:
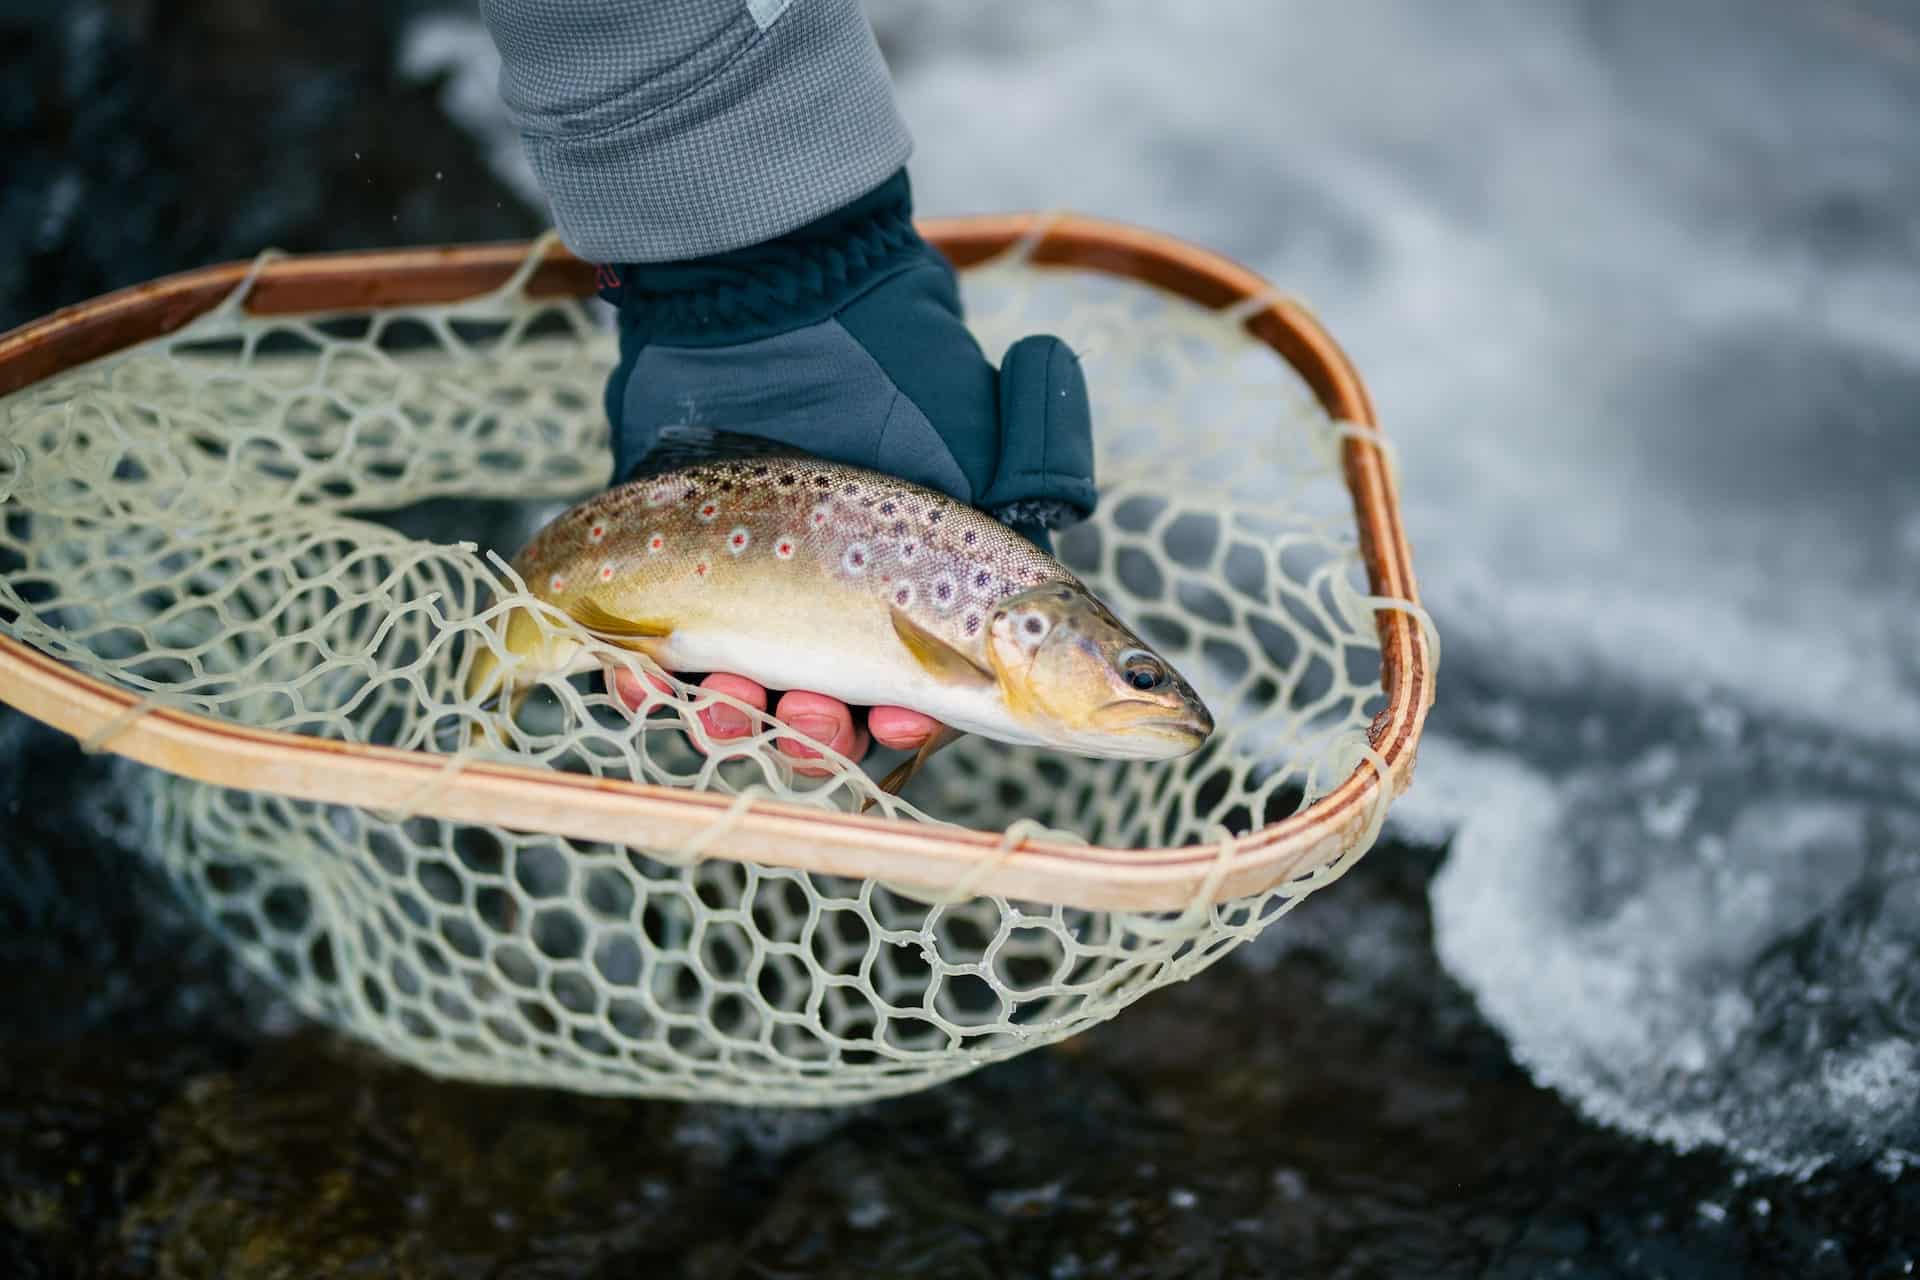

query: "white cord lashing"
left=80, top=691, right=168, bottom=755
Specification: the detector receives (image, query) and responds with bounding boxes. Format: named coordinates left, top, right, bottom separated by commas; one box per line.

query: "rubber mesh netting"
left=0, top=237, right=1421, bottom=1103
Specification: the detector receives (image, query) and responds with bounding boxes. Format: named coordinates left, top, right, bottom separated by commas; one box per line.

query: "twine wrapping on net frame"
left=208, top=246, right=288, bottom=321
left=1221, top=285, right=1320, bottom=327
left=78, top=689, right=170, bottom=755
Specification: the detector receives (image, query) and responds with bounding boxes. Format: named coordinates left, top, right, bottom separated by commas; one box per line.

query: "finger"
left=696, top=673, right=767, bottom=742
left=868, top=704, right=943, bottom=752
left=610, top=666, right=676, bottom=714
left=774, top=690, right=868, bottom=775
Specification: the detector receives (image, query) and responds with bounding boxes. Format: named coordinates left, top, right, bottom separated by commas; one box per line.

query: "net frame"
left=0, top=216, right=1432, bottom=915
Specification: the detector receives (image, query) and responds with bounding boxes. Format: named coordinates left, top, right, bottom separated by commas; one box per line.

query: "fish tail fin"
left=464, top=606, right=549, bottom=743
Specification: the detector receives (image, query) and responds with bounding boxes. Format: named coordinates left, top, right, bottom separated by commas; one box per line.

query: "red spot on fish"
left=695, top=562, right=709, bottom=578
left=728, top=527, right=750, bottom=554
left=647, top=533, right=665, bottom=553
left=775, top=539, right=796, bottom=559
left=697, top=501, right=719, bottom=522
left=549, top=574, right=566, bottom=592
left=588, top=524, right=606, bottom=543
left=599, top=564, right=615, bottom=582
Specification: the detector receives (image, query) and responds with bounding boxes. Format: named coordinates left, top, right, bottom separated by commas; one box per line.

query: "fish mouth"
left=1092, top=700, right=1214, bottom=756
left=1150, top=715, right=1212, bottom=753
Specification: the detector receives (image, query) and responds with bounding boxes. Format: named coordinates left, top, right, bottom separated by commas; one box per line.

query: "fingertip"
left=612, top=667, right=676, bottom=713
left=869, top=705, right=942, bottom=751
left=775, top=691, right=862, bottom=771
left=700, top=673, right=768, bottom=710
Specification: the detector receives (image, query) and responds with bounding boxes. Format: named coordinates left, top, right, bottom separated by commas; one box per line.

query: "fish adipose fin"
left=889, top=608, right=994, bottom=688
left=865, top=724, right=965, bottom=812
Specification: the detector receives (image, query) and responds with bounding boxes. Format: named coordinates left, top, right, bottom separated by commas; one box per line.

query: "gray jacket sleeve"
left=478, top=0, right=912, bottom=263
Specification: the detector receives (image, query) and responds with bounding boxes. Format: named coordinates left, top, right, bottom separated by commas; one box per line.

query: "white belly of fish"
left=658, top=625, right=1047, bottom=746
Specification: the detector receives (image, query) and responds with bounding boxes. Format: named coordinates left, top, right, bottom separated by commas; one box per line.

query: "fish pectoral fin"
left=566, top=598, right=674, bottom=651
left=863, top=725, right=964, bottom=813
left=890, top=608, right=994, bottom=688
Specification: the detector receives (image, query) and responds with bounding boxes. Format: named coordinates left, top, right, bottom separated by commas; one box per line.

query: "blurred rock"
left=0, top=0, right=542, bottom=333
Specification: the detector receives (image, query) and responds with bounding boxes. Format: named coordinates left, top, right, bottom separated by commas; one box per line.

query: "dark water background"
left=4, top=1, right=1919, bottom=1275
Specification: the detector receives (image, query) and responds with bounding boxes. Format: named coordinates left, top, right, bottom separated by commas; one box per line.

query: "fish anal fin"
left=890, top=608, right=993, bottom=688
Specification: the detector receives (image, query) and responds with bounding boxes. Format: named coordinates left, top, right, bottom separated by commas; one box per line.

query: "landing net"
left=0, top=232, right=1430, bottom=1103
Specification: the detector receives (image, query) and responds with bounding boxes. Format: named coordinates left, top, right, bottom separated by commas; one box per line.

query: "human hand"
left=595, top=170, right=1094, bottom=775
left=610, top=669, right=942, bottom=775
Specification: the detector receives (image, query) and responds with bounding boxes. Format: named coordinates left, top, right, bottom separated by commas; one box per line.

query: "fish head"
left=987, top=582, right=1214, bottom=759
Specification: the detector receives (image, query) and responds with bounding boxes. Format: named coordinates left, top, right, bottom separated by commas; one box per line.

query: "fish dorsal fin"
left=567, top=597, right=674, bottom=643
left=890, top=608, right=994, bottom=688
left=620, top=426, right=816, bottom=482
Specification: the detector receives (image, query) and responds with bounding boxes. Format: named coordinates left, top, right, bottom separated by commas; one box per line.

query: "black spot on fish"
left=892, top=521, right=906, bottom=535
left=965, top=614, right=981, bottom=635
left=963, top=530, right=977, bottom=545
left=879, top=502, right=896, bottom=516
left=780, top=475, right=798, bottom=485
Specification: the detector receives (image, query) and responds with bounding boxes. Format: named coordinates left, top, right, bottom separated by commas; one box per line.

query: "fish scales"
left=515, top=456, right=1069, bottom=690
left=472, top=449, right=1213, bottom=764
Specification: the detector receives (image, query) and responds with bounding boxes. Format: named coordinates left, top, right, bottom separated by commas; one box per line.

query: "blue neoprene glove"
left=595, top=169, right=1095, bottom=548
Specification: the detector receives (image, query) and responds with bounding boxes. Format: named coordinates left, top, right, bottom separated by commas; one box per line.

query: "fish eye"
left=1121, top=652, right=1165, bottom=692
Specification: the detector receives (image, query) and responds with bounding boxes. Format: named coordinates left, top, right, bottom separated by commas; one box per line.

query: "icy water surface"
left=5, top=0, right=1920, bottom=1271
left=4, top=713, right=1917, bottom=1277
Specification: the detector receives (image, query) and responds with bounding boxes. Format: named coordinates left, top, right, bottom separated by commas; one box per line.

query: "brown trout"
left=467, top=437, right=1212, bottom=791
